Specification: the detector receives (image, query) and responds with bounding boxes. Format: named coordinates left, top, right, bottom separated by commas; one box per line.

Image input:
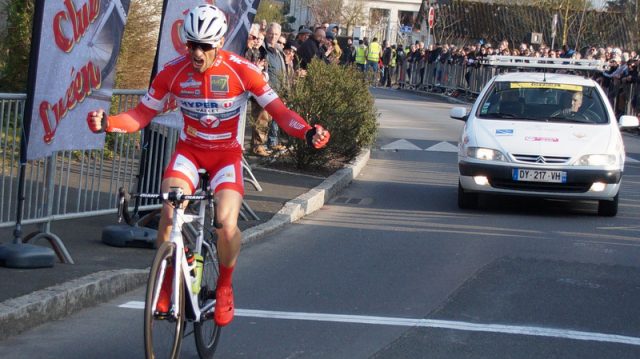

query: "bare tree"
left=115, top=0, right=163, bottom=89
left=340, top=0, right=367, bottom=35
left=530, top=0, right=591, bottom=47
left=433, top=6, right=461, bottom=45
left=302, top=0, right=343, bottom=25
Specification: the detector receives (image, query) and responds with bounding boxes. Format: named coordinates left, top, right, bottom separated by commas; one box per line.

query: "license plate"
left=512, top=169, right=567, bottom=183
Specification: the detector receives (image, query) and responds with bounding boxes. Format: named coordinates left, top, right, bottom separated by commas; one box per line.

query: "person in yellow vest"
left=366, top=37, right=382, bottom=86
left=354, top=39, right=368, bottom=72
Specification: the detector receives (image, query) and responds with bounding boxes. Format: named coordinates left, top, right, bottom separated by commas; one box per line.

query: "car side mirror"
left=450, top=107, right=469, bottom=121
left=619, top=115, right=639, bottom=128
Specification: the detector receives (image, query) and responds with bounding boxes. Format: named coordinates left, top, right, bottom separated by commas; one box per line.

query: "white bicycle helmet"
left=183, top=5, right=228, bottom=47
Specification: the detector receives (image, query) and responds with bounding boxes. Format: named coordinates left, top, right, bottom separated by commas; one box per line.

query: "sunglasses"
left=186, top=41, right=215, bottom=52
left=249, top=35, right=259, bottom=40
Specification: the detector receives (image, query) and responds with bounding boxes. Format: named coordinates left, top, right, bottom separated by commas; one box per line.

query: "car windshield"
left=477, top=81, right=609, bottom=124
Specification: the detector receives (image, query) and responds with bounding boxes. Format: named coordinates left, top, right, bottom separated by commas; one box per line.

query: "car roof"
left=493, top=72, right=598, bottom=87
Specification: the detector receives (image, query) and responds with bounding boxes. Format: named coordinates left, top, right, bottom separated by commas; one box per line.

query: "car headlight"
left=575, top=154, right=617, bottom=166
left=466, top=147, right=507, bottom=161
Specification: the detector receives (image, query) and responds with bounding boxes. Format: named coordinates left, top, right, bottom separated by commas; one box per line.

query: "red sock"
left=217, top=264, right=234, bottom=288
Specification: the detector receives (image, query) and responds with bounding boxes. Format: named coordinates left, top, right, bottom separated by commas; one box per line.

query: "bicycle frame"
left=126, top=187, right=216, bottom=323
left=169, top=191, right=215, bottom=322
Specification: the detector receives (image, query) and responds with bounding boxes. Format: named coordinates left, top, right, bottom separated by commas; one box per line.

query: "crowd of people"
left=244, top=21, right=640, bottom=154
left=244, top=21, right=348, bottom=157
left=350, top=37, right=640, bottom=117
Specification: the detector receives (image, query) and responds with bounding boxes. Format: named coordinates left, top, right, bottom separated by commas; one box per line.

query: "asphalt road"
left=2, top=89, right=640, bottom=358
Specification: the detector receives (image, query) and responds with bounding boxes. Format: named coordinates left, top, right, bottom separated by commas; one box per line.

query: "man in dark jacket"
left=298, top=28, right=329, bottom=69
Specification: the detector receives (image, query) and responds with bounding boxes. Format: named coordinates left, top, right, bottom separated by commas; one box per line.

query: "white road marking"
left=380, top=139, right=423, bottom=151
left=119, top=301, right=640, bottom=346
left=425, top=141, right=459, bottom=152
left=627, top=156, right=639, bottom=163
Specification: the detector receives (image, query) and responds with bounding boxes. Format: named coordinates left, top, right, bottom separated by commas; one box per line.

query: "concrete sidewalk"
left=0, top=150, right=370, bottom=340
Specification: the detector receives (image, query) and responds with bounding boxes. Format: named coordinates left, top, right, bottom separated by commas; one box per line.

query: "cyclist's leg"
left=157, top=177, right=193, bottom=246
left=206, top=151, right=243, bottom=326
left=158, top=145, right=201, bottom=246
left=214, top=189, right=242, bottom=268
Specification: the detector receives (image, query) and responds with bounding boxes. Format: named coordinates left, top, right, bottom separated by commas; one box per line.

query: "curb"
left=0, top=149, right=371, bottom=340
left=0, top=269, right=148, bottom=341
left=242, top=149, right=370, bottom=244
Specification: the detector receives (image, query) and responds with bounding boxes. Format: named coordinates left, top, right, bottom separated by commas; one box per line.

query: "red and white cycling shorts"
left=163, top=141, right=244, bottom=195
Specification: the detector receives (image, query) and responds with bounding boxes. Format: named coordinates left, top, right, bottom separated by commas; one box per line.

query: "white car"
left=450, top=71, right=639, bottom=216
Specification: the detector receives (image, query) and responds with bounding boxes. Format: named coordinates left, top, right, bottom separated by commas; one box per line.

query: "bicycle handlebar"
left=117, top=187, right=221, bottom=229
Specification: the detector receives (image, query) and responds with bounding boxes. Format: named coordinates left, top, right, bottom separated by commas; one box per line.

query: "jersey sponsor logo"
left=172, top=154, right=199, bottom=189
left=222, top=101, right=233, bottom=108
left=212, top=164, right=237, bottom=190
left=210, top=75, right=229, bottom=93
left=180, top=74, right=202, bottom=89
left=180, top=89, right=201, bottom=96
left=288, top=119, right=306, bottom=130
left=228, top=54, right=248, bottom=65
left=182, top=100, right=219, bottom=109
left=200, top=115, right=221, bottom=128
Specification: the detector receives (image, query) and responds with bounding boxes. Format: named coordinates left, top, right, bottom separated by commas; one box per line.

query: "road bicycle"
left=118, top=170, right=222, bottom=359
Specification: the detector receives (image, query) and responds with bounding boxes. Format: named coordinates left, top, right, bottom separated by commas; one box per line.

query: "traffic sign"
left=428, top=7, right=435, bottom=29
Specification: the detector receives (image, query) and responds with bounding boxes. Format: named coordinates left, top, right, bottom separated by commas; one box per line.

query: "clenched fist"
left=87, top=110, right=107, bottom=133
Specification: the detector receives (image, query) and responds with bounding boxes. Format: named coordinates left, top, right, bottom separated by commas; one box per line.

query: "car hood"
left=473, top=120, right=614, bottom=158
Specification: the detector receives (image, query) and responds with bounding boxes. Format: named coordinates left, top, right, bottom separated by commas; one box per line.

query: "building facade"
left=287, top=0, right=423, bottom=45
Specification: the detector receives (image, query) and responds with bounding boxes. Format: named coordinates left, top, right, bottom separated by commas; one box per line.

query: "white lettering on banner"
left=173, top=154, right=199, bottom=189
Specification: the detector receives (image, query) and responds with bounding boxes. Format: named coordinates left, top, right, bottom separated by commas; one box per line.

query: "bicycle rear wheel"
left=194, top=240, right=222, bottom=358
left=144, top=242, right=185, bottom=359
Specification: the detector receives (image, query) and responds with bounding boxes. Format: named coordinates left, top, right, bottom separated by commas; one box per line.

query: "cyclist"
left=87, top=4, right=330, bottom=327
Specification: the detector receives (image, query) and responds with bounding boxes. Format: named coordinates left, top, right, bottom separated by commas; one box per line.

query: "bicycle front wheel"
left=144, top=242, right=185, bottom=359
left=194, top=240, right=222, bottom=358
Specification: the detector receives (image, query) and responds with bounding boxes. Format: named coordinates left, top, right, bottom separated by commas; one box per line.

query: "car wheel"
left=458, top=181, right=479, bottom=209
left=597, top=193, right=618, bottom=217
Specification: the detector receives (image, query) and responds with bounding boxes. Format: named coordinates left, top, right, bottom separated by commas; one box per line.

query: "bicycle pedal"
left=153, top=311, right=171, bottom=320
left=202, top=288, right=216, bottom=300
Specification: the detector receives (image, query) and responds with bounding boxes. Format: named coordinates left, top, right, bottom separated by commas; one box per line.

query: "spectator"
left=298, top=28, right=329, bottom=69
left=366, top=37, right=382, bottom=86
left=354, top=39, right=367, bottom=72
left=295, top=28, right=312, bottom=48
left=246, top=24, right=270, bottom=157
left=277, top=35, right=287, bottom=51
left=262, top=22, right=288, bottom=152
left=381, top=41, right=393, bottom=87
left=326, top=31, right=341, bottom=64
left=340, top=37, right=356, bottom=66
left=395, top=44, right=405, bottom=87
left=282, top=40, right=299, bottom=89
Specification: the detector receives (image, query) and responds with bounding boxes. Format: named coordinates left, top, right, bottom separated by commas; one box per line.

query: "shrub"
left=278, top=60, right=378, bottom=170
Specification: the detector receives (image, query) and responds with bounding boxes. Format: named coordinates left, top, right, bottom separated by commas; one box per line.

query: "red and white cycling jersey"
left=107, top=49, right=312, bottom=151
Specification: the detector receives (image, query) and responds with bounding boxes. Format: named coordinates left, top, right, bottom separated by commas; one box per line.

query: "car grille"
left=511, top=154, right=571, bottom=164
left=490, top=179, right=591, bottom=193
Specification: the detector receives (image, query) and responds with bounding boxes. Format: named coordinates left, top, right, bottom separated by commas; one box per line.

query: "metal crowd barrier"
left=0, top=90, right=155, bottom=232
left=1, top=89, right=261, bottom=258
left=398, top=55, right=640, bottom=120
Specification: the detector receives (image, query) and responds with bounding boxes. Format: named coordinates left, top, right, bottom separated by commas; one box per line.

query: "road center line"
left=119, top=301, right=640, bottom=346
